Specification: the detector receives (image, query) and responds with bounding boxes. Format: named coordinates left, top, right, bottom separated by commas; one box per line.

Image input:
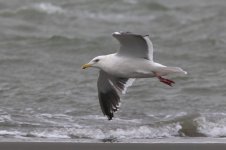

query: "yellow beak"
left=82, top=63, right=92, bottom=69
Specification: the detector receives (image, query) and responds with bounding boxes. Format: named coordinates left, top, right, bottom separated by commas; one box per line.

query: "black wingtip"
left=107, top=113, right=114, bottom=120
left=98, top=89, right=119, bottom=121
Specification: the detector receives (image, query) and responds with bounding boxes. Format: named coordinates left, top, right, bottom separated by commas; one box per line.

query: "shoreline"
left=0, top=137, right=226, bottom=150
left=0, top=137, right=226, bottom=143
left=0, top=141, right=226, bottom=150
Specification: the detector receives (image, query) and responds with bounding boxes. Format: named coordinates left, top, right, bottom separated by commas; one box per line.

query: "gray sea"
left=0, top=0, right=226, bottom=143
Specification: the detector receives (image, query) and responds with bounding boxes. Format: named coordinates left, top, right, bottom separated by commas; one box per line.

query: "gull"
left=82, top=31, right=187, bottom=120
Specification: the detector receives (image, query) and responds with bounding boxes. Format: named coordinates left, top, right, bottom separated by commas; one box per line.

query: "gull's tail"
left=159, top=66, right=187, bottom=75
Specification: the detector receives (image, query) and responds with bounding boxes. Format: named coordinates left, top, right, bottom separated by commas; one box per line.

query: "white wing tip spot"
left=113, top=32, right=121, bottom=35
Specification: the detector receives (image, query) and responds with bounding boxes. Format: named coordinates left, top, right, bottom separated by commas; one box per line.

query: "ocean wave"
left=0, top=2, right=66, bottom=19
left=0, top=113, right=12, bottom=124
left=141, top=1, right=169, bottom=11
left=174, top=113, right=226, bottom=138
left=144, top=112, right=226, bottom=138
left=64, top=123, right=181, bottom=140
left=77, top=10, right=155, bottom=23
left=108, top=124, right=181, bottom=139
left=1, top=113, right=226, bottom=140
left=196, top=116, right=226, bottom=137
left=28, top=130, right=70, bottom=139
left=80, top=115, right=141, bottom=123
left=31, top=2, right=66, bottom=14
left=68, top=128, right=105, bottom=139
left=0, top=130, right=26, bottom=138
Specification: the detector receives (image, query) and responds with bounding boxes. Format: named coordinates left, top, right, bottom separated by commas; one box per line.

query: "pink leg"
left=153, top=72, right=175, bottom=87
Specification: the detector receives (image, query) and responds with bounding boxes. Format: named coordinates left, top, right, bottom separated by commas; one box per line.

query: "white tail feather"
left=159, top=67, right=187, bottom=75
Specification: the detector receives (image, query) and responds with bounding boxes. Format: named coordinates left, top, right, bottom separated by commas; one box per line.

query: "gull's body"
left=94, top=53, right=170, bottom=78
left=82, top=31, right=187, bottom=120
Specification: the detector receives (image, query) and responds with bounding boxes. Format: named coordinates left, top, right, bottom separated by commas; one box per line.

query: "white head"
left=82, top=55, right=106, bottom=69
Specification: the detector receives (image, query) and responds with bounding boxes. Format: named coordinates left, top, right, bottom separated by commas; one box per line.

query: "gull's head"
left=82, top=56, right=105, bottom=69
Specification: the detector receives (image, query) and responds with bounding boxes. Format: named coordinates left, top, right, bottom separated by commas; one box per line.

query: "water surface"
left=0, top=0, right=226, bottom=142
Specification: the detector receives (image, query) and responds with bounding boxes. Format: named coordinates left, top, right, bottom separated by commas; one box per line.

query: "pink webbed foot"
left=153, top=72, right=175, bottom=87
left=158, top=76, right=175, bottom=87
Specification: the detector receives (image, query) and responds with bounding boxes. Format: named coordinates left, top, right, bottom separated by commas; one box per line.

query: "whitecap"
left=77, top=11, right=155, bottom=22
left=108, top=123, right=181, bottom=139
left=33, top=3, right=65, bottom=14
left=30, top=130, right=70, bottom=139
left=195, top=117, right=226, bottom=137
left=0, top=113, right=12, bottom=123
left=80, top=115, right=141, bottom=123
left=31, top=2, right=65, bottom=14
left=67, top=128, right=105, bottom=139
left=0, top=130, right=26, bottom=137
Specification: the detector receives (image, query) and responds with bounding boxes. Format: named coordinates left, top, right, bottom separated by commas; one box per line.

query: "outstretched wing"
left=112, top=31, right=154, bottom=61
left=97, top=70, right=135, bottom=120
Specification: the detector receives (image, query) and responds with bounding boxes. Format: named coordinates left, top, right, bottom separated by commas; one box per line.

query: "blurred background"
left=0, top=0, right=226, bottom=142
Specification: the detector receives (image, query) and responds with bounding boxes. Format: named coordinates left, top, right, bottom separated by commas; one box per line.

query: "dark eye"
left=94, top=59, right=100, bottom=62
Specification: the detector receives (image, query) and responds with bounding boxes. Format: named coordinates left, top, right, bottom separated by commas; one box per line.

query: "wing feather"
left=97, top=70, right=135, bottom=120
left=112, top=31, right=153, bottom=61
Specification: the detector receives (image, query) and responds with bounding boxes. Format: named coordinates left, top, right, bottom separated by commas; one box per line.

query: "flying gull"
left=82, top=31, right=187, bottom=120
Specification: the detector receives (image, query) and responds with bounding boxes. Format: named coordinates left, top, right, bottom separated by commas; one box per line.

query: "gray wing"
left=112, top=31, right=154, bottom=61
left=97, top=70, right=135, bottom=120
